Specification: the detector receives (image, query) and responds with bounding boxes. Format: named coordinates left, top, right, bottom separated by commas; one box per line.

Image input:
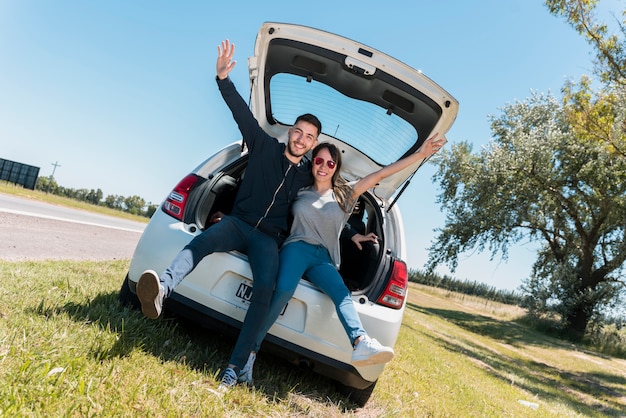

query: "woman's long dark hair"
left=311, top=142, right=353, bottom=213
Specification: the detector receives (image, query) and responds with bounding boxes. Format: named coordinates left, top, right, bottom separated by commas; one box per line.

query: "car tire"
left=119, top=273, right=141, bottom=310
left=336, top=380, right=377, bottom=407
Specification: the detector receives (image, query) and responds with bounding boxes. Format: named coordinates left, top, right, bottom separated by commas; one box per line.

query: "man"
left=135, top=39, right=320, bottom=389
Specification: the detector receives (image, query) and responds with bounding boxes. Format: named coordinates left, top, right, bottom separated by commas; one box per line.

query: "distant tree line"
left=409, top=268, right=524, bottom=306
left=409, top=268, right=624, bottom=330
left=36, top=176, right=158, bottom=218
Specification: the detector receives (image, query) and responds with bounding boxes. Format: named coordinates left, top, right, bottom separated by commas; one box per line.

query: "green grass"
left=2, top=261, right=625, bottom=417
left=0, top=181, right=149, bottom=223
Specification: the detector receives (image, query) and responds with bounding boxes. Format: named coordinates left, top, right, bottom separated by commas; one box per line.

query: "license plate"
left=235, top=281, right=287, bottom=315
left=235, top=281, right=253, bottom=303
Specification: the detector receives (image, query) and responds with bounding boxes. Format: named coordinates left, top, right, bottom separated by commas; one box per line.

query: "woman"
left=220, top=133, right=446, bottom=388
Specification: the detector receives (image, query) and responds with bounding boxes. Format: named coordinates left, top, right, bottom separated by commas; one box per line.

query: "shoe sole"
left=352, top=350, right=394, bottom=366
left=136, top=270, right=161, bottom=319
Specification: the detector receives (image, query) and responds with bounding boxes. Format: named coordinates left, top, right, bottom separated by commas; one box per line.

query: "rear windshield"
left=270, top=73, right=417, bottom=166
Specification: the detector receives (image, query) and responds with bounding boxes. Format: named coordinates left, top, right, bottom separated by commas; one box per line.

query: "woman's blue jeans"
left=159, top=215, right=280, bottom=369
left=252, top=240, right=366, bottom=352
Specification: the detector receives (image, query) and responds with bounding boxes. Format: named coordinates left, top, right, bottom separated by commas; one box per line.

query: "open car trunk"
left=185, top=154, right=390, bottom=300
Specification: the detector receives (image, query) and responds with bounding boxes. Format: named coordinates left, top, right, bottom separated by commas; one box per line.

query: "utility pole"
left=51, top=161, right=61, bottom=178
left=47, top=161, right=61, bottom=194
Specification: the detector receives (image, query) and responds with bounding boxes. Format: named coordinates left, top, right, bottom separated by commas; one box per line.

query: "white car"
left=119, top=22, right=458, bottom=406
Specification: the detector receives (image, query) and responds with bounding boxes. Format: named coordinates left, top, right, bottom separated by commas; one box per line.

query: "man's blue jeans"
left=252, top=240, right=366, bottom=352
left=160, top=215, right=280, bottom=369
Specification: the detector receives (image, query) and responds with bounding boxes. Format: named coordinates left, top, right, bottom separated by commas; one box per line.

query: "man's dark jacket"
left=217, top=77, right=312, bottom=242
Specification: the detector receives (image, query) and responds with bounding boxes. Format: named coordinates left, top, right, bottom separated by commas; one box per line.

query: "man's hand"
left=350, top=232, right=378, bottom=250
left=209, top=211, right=225, bottom=224
left=217, top=39, right=236, bottom=80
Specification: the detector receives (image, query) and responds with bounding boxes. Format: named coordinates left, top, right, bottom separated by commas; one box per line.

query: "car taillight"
left=376, top=260, right=408, bottom=309
left=161, top=174, right=201, bottom=221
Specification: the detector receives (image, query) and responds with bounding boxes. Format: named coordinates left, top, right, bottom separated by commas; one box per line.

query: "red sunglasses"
left=313, top=157, right=336, bottom=169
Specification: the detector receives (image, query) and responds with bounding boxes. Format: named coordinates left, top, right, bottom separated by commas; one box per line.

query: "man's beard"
left=287, top=141, right=307, bottom=158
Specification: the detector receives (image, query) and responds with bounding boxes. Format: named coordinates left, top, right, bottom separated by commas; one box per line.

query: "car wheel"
left=336, top=380, right=377, bottom=407
left=119, top=273, right=141, bottom=310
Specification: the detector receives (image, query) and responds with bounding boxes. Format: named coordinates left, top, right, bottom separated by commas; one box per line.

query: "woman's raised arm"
left=351, top=133, right=447, bottom=199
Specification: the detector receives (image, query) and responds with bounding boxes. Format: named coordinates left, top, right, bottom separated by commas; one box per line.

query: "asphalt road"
left=0, top=193, right=146, bottom=261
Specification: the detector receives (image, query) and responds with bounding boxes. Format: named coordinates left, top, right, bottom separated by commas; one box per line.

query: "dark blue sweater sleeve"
left=216, top=76, right=269, bottom=153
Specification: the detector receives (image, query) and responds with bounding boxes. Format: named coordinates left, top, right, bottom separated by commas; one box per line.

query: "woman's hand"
left=422, top=133, right=448, bottom=157
left=351, top=132, right=449, bottom=200
left=351, top=232, right=379, bottom=250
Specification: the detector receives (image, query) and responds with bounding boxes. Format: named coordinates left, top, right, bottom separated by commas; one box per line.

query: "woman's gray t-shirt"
left=283, top=185, right=356, bottom=268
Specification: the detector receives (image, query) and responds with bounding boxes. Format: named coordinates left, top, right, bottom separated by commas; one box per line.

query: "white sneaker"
left=237, top=352, right=256, bottom=385
left=351, top=336, right=394, bottom=366
left=136, top=270, right=165, bottom=319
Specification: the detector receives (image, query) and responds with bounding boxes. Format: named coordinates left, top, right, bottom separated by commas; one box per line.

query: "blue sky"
left=1, top=1, right=621, bottom=291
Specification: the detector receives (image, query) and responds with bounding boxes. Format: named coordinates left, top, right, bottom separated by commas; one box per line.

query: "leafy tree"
left=86, top=188, right=103, bottom=205
left=36, top=176, right=57, bottom=194
left=561, top=77, right=625, bottom=158
left=144, top=203, right=158, bottom=218
left=73, top=188, right=90, bottom=201
left=124, top=195, right=146, bottom=216
left=104, top=194, right=125, bottom=210
left=547, top=1, right=626, bottom=157
left=104, top=194, right=116, bottom=209
left=546, top=0, right=625, bottom=87
left=427, top=92, right=626, bottom=339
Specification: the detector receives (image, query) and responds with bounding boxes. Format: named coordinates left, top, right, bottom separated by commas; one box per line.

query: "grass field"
left=0, top=182, right=149, bottom=223
left=1, top=260, right=625, bottom=417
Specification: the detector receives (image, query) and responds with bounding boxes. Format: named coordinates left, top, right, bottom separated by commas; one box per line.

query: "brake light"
left=162, top=174, right=201, bottom=221
left=376, top=260, right=408, bottom=309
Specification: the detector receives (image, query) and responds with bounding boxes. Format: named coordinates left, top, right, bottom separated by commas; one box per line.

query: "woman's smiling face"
left=312, top=147, right=337, bottom=185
